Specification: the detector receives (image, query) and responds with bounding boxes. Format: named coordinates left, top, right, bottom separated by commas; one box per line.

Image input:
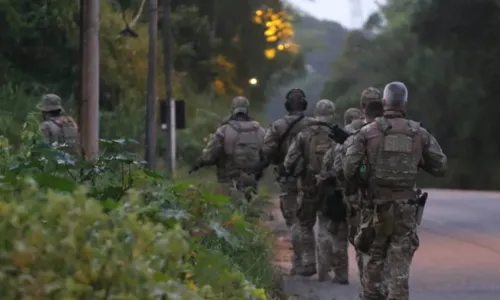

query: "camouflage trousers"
left=361, top=201, right=419, bottom=300
left=290, top=189, right=320, bottom=275
left=277, top=176, right=299, bottom=228
left=219, top=178, right=257, bottom=202
left=346, top=197, right=363, bottom=283
left=316, top=214, right=349, bottom=282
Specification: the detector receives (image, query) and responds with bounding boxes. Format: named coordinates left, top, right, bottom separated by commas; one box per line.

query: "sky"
left=286, top=0, right=380, bottom=28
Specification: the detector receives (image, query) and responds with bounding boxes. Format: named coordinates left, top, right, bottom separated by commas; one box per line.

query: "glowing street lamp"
left=249, top=77, right=258, bottom=85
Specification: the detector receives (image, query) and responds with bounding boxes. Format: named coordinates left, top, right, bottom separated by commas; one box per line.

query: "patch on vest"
left=383, top=135, right=413, bottom=153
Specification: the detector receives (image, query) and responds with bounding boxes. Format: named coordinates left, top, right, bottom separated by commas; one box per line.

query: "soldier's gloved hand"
left=315, top=174, right=325, bottom=186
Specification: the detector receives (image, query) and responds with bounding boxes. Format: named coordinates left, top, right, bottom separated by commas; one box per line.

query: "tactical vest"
left=224, top=120, right=262, bottom=171
left=371, top=117, right=423, bottom=189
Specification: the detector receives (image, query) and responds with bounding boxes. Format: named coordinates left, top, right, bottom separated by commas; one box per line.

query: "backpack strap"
left=227, top=120, right=242, bottom=132
left=277, top=115, right=305, bottom=151
left=375, top=117, right=392, bottom=135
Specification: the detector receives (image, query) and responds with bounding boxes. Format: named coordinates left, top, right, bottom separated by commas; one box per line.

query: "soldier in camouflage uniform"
left=315, top=107, right=363, bottom=284
left=344, top=82, right=447, bottom=300
left=344, top=108, right=363, bottom=126
left=283, top=99, right=336, bottom=276
left=192, top=96, right=265, bottom=200
left=335, top=102, right=384, bottom=288
left=37, top=94, right=80, bottom=152
left=261, top=88, right=313, bottom=274
left=333, top=89, right=382, bottom=289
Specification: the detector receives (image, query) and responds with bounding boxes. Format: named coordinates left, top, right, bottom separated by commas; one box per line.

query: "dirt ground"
left=265, top=196, right=360, bottom=300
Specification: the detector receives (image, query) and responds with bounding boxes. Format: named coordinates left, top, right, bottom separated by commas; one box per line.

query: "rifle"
left=328, top=124, right=352, bottom=144
left=188, top=160, right=206, bottom=174
left=308, top=121, right=352, bottom=145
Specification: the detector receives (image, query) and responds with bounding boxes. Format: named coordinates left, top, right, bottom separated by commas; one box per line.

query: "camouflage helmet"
left=314, top=99, right=335, bottom=123
left=231, top=96, right=249, bottom=115
left=360, top=87, right=381, bottom=104
left=37, top=94, right=64, bottom=112
left=344, top=108, right=363, bottom=125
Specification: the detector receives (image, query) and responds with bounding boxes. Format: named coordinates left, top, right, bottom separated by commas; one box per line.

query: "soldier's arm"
left=420, top=129, right=447, bottom=177
left=262, top=120, right=282, bottom=163
left=343, top=130, right=367, bottom=181
left=333, top=143, right=345, bottom=180
left=200, top=126, right=225, bottom=165
left=321, top=148, right=334, bottom=173
left=257, top=125, right=266, bottom=143
left=283, top=132, right=305, bottom=172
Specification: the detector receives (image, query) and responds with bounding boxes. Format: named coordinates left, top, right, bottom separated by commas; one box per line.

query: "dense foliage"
left=0, top=115, right=277, bottom=299
left=321, top=0, right=500, bottom=189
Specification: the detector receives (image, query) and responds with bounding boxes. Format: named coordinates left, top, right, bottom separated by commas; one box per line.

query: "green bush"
left=0, top=116, right=275, bottom=299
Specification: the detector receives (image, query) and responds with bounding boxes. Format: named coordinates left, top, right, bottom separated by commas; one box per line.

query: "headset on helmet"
left=285, top=88, right=307, bottom=111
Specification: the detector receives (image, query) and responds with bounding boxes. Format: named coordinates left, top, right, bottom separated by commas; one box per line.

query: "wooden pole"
left=160, top=0, right=173, bottom=174
left=81, top=0, right=100, bottom=159
left=145, top=0, right=158, bottom=169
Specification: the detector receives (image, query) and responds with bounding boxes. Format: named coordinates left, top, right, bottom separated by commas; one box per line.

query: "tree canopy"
left=321, top=0, right=500, bottom=190
left=0, top=0, right=304, bottom=111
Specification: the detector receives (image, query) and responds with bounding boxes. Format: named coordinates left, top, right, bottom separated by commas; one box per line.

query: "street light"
left=249, top=77, right=258, bottom=85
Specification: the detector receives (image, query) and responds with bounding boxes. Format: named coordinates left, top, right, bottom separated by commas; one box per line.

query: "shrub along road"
left=267, top=189, right=500, bottom=300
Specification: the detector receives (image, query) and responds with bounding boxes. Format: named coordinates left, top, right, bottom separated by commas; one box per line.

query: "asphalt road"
left=274, top=189, right=500, bottom=300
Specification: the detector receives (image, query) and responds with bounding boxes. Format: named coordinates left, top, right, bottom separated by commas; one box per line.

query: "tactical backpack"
left=224, top=120, right=262, bottom=171
left=47, top=117, right=80, bottom=153
left=306, top=124, right=334, bottom=176
left=371, top=117, right=422, bottom=189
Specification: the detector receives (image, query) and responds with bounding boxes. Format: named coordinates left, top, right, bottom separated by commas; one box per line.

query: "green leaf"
left=200, top=193, right=229, bottom=206
left=142, top=169, right=165, bottom=180
left=170, top=181, right=193, bottom=192
left=99, top=186, right=125, bottom=201
left=101, top=199, right=120, bottom=210
left=33, top=174, right=77, bottom=192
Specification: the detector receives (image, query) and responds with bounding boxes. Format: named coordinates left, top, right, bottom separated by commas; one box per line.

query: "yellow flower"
left=186, top=280, right=198, bottom=291
left=252, top=288, right=267, bottom=300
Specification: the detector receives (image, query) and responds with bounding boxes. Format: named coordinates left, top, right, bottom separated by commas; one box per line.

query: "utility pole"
left=80, top=0, right=100, bottom=159
left=78, top=0, right=86, bottom=133
left=145, top=0, right=158, bottom=169
left=160, top=0, right=173, bottom=174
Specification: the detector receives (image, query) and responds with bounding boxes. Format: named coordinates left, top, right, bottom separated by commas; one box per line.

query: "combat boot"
left=332, top=275, right=349, bottom=285
left=290, top=254, right=302, bottom=276
left=295, top=264, right=317, bottom=277
left=317, top=266, right=330, bottom=282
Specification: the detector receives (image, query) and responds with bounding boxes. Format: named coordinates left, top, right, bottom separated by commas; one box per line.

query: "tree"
left=321, top=0, right=500, bottom=189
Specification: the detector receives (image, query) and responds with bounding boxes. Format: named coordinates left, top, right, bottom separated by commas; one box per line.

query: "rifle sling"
left=276, top=115, right=305, bottom=156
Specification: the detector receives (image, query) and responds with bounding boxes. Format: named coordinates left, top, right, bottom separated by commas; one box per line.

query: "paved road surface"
left=270, top=189, right=500, bottom=299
